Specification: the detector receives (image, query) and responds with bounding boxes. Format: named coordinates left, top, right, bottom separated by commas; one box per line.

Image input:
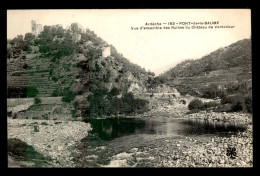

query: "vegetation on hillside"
left=160, top=38, right=252, bottom=113
left=162, top=39, right=251, bottom=79
left=86, top=87, right=149, bottom=118
left=7, top=22, right=153, bottom=118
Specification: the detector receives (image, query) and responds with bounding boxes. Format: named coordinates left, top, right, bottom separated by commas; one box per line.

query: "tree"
left=61, top=90, right=76, bottom=103
left=27, top=86, right=39, bottom=97
left=71, top=23, right=80, bottom=33
left=188, top=99, right=203, bottom=110
left=9, top=35, right=28, bottom=55
left=7, top=43, right=13, bottom=58
left=24, top=33, right=35, bottom=45
left=109, top=87, right=120, bottom=97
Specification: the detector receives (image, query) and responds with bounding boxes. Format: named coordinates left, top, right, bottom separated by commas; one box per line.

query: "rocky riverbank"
left=183, top=111, right=252, bottom=124
left=7, top=119, right=92, bottom=167
left=101, top=124, right=253, bottom=167
left=7, top=111, right=253, bottom=168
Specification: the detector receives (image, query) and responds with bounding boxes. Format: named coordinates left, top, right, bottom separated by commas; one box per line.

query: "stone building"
left=72, top=33, right=81, bottom=43
left=102, top=46, right=111, bottom=58
left=31, top=20, right=43, bottom=36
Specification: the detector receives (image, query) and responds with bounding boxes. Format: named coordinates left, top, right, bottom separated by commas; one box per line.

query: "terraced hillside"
left=7, top=50, right=78, bottom=119
left=160, top=38, right=252, bottom=96
left=26, top=55, right=58, bottom=97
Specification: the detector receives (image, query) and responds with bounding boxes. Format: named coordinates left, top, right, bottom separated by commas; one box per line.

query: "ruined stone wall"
left=31, top=20, right=43, bottom=36
left=72, top=33, right=81, bottom=43
left=102, top=47, right=111, bottom=57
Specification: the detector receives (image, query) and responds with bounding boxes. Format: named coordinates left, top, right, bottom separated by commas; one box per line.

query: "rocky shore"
left=8, top=119, right=92, bottom=167
left=183, top=111, right=252, bottom=124
left=102, top=124, right=252, bottom=167
left=7, top=111, right=253, bottom=168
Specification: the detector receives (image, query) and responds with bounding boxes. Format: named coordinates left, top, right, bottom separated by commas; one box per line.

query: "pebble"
left=241, top=161, right=247, bottom=166
left=219, top=160, right=225, bottom=164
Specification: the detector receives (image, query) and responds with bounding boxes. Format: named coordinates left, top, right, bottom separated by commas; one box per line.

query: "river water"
left=86, top=117, right=247, bottom=141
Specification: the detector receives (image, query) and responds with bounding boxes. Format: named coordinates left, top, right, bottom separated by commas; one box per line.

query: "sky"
left=7, top=9, right=251, bottom=75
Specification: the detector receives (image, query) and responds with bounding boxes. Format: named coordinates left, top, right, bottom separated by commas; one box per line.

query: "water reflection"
left=182, top=118, right=247, bottom=136
left=87, top=118, right=145, bottom=140
left=86, top=117, right=248, bottom=141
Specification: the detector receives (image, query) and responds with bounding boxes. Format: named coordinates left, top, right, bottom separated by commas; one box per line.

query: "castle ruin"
left=102, top=46, right=111, bottom=58
left=72, top=33, right=81, bottom=43
left=31, top=20, right=43, bottom=36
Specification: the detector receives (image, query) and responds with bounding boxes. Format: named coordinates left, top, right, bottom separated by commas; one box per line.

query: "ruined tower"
left=31, top=20, right=37, bottom=36
left=31, top=20, right=43, bottom=36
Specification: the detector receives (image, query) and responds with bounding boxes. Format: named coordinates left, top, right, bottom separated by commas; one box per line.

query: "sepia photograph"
left=7, top=9, right=252, bottom=168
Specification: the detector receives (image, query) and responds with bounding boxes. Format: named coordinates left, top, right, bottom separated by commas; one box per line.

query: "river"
left=86, top=117, right=247, bottom=141
left=75, top=117, right=248, bottom=167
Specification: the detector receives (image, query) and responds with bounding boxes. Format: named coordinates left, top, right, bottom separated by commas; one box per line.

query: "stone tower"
left=31, top=20, right=37, bottom=36
left=31, top=20, right=43, bottom=36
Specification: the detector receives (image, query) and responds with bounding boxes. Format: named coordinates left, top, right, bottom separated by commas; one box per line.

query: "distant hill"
left=159, top=38, right=252, bottom=96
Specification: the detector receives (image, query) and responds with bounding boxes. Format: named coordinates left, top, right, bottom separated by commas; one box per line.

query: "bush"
left=8, top=138, right=28, bottom=157
left=52, top=88, right=64, bottom=97
left=188, top=99, right=204, bottom=110
left=41, top=114, right=49, bottom=120
left=52, top=76, right=58, bottom=82
left=41, top=122, right=48, bottom=125
left=213, top=104, right=232, bottom=112
left=34, top=97, right=42, bottom=104
left=8, top=138, right=48, bottom=164
left=109, top=87, right=120, bottom=97
left=203, top=101, right=219, bottom=109
left=61, top=89, right=76, bottom=103
left=231, top=101, right=243, bottom=112
left=180, top=100, right=186, bottom=105
left=186, top=109, right=200, bottom=114
left=221, top=94, right=243, bottom=105
left=27, top=86, right=39, bottom=97
left=245, top=95, right=252, bottom=113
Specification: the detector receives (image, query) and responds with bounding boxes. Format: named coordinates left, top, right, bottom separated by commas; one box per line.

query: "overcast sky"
left=7, top=9, right=251, bottom=75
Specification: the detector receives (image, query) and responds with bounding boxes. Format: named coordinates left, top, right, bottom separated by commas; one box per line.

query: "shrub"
left=180, top=100, right=186, bottom=105
left=8, top=138, right=48, bottom=164
left=52, top=76, right=58, bottom=82
left=203, top=101, right=219, bottom=109
left=61, top=90, right=76, bottom=103
left=186, top=109, right=200, bottom=114
left=34, top=125, right=40, bottom=132
left=27, top=86, right=39, bottom=97
left=41, top=114, right=49, bottom=120
left=245, top=95, right=252, bottom=113
left=8, top=138, right=28, bottom=157
left=52, top=88, right=63, bottom=97
left=188, top=99, right=204, bottom=110
left=231, top=101, right=243, bottom=112
left=54, top=122, right=62, bottom=124
left=221, top=94, right=243, bottom=105
left=213, top=104, right=232, bottom=112
left=221, top=96, right=233, bottom=104
left=109, top=87, right=120, bottom=97
left=41, top=122, right=48, bottom=125
left=34, top=97, right=42, bottom=104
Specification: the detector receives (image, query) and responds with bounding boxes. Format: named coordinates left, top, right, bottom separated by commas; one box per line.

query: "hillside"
left=7, top=23, right=154, bottom=119
left=159, top=38, right=252, bottom=97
